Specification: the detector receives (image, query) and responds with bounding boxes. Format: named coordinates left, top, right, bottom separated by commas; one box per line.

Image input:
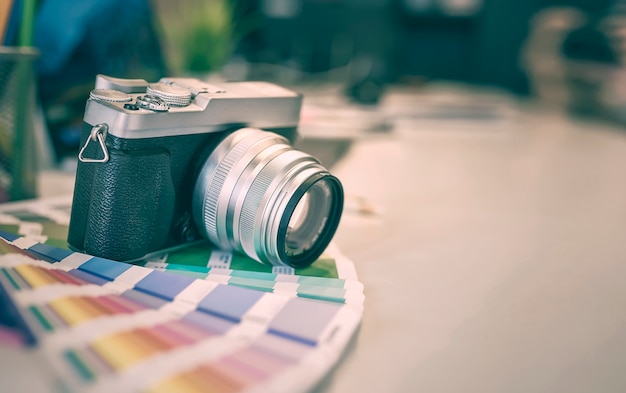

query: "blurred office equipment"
left=0, top=0, right=48, bottom=201
left=523, top=1, right=626, bottom=125
left=237, top=0, right=534, bottom=94
left=0, top=47, right=39, bottom=202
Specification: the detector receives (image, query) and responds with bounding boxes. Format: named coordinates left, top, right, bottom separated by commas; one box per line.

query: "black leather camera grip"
left=68, top=166, right=91, bottom=251
left=71, top=147, right=176, bottom=261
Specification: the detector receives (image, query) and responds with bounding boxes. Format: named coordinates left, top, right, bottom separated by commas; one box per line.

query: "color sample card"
left=0, top=197, right=363, bottom=307
left=0, top=197, right=364, bottom=393
left=0, top=236, right=363, bottom=392
left=141, top=260, right=364, bottom=305
left=0, top=196, right=356, bottom=280
left=1, top=232, right=364, bottom=307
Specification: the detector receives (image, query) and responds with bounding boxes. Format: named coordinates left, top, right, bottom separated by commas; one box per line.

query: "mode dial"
left=146, top=83, right=192, bottom=107
left=89, top=89, right=133, bottom=103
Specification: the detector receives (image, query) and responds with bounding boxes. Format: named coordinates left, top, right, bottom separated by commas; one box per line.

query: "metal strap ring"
left=78, top=124, right=110, bottom=163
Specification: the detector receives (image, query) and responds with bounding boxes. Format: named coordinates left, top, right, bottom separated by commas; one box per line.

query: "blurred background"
left=1, top=0, right=626, bottom=194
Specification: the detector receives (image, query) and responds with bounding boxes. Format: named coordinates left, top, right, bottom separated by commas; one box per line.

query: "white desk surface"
left=320, top=89, right=626, bottom=393
left=38, top=86, right=626, bottom=393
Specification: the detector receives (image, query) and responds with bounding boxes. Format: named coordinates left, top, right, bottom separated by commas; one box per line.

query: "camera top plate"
left=84, top=75, right=302, bottom=140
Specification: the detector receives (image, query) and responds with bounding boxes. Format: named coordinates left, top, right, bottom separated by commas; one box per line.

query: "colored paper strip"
left=268, top=298, right=341, bottom=346
left=197, top=285, right=264, bottom=323
left=78, top=257, right=131, bottom=281
left=134, top=270, right=196, bottom=301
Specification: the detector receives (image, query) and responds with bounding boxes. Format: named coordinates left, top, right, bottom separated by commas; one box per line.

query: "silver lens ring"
left=240, top=150, right=318, bottom=261
left=194, top=128, right=287, bottom=247
left=193, top=128, right=343, bottom=267
left=259, top=164, right=342, bottom=267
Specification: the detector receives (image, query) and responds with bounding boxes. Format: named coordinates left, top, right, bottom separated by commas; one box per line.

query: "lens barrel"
left=193, top=128, right=343, bottom=267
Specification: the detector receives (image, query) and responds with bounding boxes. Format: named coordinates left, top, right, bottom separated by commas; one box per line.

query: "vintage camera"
left=68, top=74, right=343, bottom=267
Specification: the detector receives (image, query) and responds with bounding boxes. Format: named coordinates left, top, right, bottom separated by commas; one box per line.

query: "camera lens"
left=193, top=128, right=343, bottom=267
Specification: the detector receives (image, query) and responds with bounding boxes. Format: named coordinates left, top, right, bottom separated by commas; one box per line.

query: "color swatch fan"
left=0, top=197, right=364, bottom=393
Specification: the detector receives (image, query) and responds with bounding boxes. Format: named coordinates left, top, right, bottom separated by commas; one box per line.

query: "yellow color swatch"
left=14, top=264, right=55, bottom=288
left=91, top=331, right=161, bottom=371
left=49, top=297, right=98, bottom=326
left=146, top=374, right=206, bottom=393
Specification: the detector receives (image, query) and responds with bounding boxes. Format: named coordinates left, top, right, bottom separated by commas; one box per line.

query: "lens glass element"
left=193, top=128, right=343, bottom=268
left=285, top=179, right=333, bottom=258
